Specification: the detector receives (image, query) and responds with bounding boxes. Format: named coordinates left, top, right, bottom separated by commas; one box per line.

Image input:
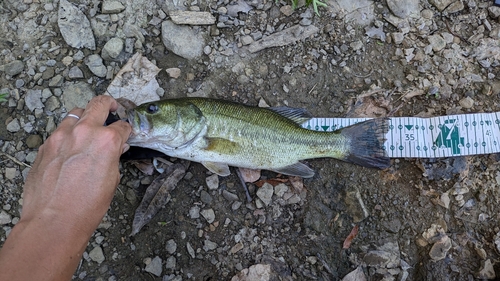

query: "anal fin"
left=272, top=162, right=314, bottom=178
left=202, top=161, right=231, bottom=177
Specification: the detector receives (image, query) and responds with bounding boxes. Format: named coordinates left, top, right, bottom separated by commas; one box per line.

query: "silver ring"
left=66, top=113, right=80, bottom=120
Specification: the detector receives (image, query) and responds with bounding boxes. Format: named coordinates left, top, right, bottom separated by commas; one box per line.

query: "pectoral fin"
left=202, top=161, right=231, bottom=176
left=272, top=162, right=315, bottom=178
left=205, top=137, right=240, bottom=154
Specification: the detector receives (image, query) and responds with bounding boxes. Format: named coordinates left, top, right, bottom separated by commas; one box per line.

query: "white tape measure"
left=302, top=113, right=500, bottom=158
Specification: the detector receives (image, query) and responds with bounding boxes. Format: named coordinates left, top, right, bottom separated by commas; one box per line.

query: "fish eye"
left=146, top=104, right=159, bottom=114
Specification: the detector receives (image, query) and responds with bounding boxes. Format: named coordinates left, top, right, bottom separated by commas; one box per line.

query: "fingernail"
left=122, top=143, right=130, bottom=154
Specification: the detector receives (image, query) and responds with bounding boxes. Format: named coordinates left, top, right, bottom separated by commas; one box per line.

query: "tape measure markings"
left=302, top=112, right=500, bottom=158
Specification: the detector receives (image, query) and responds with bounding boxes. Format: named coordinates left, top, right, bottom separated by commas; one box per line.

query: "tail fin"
left=340, top=118, right=390, bottom=169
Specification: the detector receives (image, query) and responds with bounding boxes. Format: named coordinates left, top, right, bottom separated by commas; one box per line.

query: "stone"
left=26, top=135, right=43, bottom=148
left=102, top=1, right=125, bottom=13
left=200, top=190, right=213, bottom=204
left=200, top=208, right=215, bottom=223
left=5, top=168, right=17, bottom=181
left=280, top=5, right=293, bottom=16
left=58, top=0, right=96, bottom=50
left=145, top=256, right=162, bottom=277
left=248, top=24, right=319, bottom=53
left=241, top=35, right=253, bottom=46
left=189, top=206, right=200, bottom=219
left=203, top=239, right=218, bottom=251
left=429, top=235, right=452, bottom=261
left=386, top=0, right=420, bottom=19
left=169, top=11, right=216, bottom=25
left=0, top=211, right=12, bottom=225
left=85, top=54, right=107, bottom=77
left=89, top=246, right=105, bottom=263
left=428, top=0, right=453, bottom=11
left=231, top=264, right=271, bottom=281
left=489, top=6, right=500, bottom=18
left=477, top=259, right=496, bottom=279
left=25, top=89, right=44, bottom=112
left=206, top=174, right=219, bottom=190
left=165, top=256, right=176, bottom=270
left=222, top=190, right=239, bottom=201
left=102, top=37, right=124, bottom=59
left=345, top=188, right=369, bottom=222
left=0, top=60, right=24, bottom=76
left=165, top=68, right=181, bottom=78
left=459, top=96, right=474, bottom=109
left=165, top=239, right=177, bottom=254
left=68, top=66, right=84, bottom=79
left=45, top=96, right=61, bottom=112
left=161, top=21, right=205, bottom=60
left=428, top=34, right=446, bottom=52
left=62, top=82, right=95, bottom=110
left=329, top=0, right=374, bottom=26
left=256, top=183, right=273, bottom=206
left=7, top=119, right=21, bottom=132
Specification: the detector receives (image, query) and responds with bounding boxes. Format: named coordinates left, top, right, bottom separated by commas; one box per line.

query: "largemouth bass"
left=127, top=98, right=390, bottom=178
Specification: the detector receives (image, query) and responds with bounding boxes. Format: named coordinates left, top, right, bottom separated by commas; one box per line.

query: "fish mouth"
left=127, top=110, right=150, bottom=139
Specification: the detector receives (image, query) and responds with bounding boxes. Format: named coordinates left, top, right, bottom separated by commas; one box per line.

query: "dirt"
left=2, top=0, right=500, bottom=280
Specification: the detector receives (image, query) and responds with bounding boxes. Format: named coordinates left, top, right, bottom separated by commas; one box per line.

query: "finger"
left=58, top=108, right=85, bottom=131
left=80, top=95, right=119, bottom=125
left=106, top=120, right=132, bottom=153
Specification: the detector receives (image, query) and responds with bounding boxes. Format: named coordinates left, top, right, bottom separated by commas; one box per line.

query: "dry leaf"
left=130, top=162, right=188, bottom=236
left=106, top=53, right=162, bottom=105
left=289, top=176, right=305, bottom=193
left=343, top=225, right=359, bottom=249
left=131, top=160, right=155, bottom=175
left=238, top=167, right=261, bottom=183
left=254, top=178, right=288, bottom=188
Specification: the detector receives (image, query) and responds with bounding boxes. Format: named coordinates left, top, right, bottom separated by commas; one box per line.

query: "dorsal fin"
left=268, top=107, right=313, bottom=125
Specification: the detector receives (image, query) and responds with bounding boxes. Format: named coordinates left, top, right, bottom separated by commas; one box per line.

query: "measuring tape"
left=302, top=112, right=500, bottom=158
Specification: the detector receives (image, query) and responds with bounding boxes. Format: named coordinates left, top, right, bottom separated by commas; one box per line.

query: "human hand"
left=21, top=95, right=132, bottom=230
left=0, top=95, right=132, bottom=281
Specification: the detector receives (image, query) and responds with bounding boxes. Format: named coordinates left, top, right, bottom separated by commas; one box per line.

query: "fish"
left=126, top=97, right=390, bottom=178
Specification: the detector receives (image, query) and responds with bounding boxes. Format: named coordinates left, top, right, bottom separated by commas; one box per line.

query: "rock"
left=68, top=66, right=84, bottom=79
left=203, top=239, right=218, bottom=251
left=459, top=96, right=474, bottom=108
left=102, top=38, right=124, bottom=59
left=145, top=256, right=162, bottom=277
left=477, top=259, right=496, bottom=279
left=58, top=0, right=96, bottom=50
left=329, top=0, right=374, bottom=26
left=222, top=190, right=239, bottom=201
left=62, top=82, right=95, bottom=110
left=7, top=119, right=21, bottom=132
left=85, top=54, right=107, bottom=77
left=165, top=256, right=176, bottom=270
left=363, top=242, right=400, bottom=268
left=248, top=24, right=319, bottom=53
left=489, top=6, right=500, bottom=18
left=231, top=264, right=271, bottom=281
left=341, top=266, right=366, bottom=281
left=206, top=174, right=219, bottom=190
left=345, top=188, right=369, bottom=222
left=0, top=60, right=24, bottom=76
left=24, top=89, right=44, bottom=112
left=200, top=190, right=213, bottom=204
left=429, top=235, right=452, bottom=261
left=428, top=34, right=446, bottom=52
left=169, top=11, right=216, bottom=25
left=89, top=246, right=105, bottom=263
left=102, top=0, right=125, bottom=13
left=165, top=68, right=181, bottom=78
left=26, top=135, right=42, bottom=148
left=45, top=95, right=61, bottom=112
left=428, top=0, right=453, bottom=11
left=392, top=32, right=404, bottom=44
left=256, top=183, right=273, bottom=206
left=280, top=5, right=293, bottom=16
left=200, top=208, right=215, bottom=223
left=241, top=35, right=253, bottom=46
left=0, top=211, right=12, bottom=225
left=166, top=239, right=177, bottom=254
left=186, top=242, right=195, bottom=258
left=161, top=21, right=205, bottom=60
left=273, top=183, right=288, bottom=197
left=386, top=0, right=420, bottom=18
left=189, top=206, right=200, bottom=219
left=5, top=168, right=17, bottom=181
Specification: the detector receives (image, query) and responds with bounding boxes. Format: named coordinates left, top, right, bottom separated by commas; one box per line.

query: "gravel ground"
left=2, top=0, right=500, bottom=280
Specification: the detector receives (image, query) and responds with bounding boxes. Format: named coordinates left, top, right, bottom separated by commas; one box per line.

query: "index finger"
left=80, top=95, right=119, bottom=125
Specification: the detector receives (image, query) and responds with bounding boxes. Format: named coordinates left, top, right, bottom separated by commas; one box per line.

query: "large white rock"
left=58, top=0, right=96, bottom=50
